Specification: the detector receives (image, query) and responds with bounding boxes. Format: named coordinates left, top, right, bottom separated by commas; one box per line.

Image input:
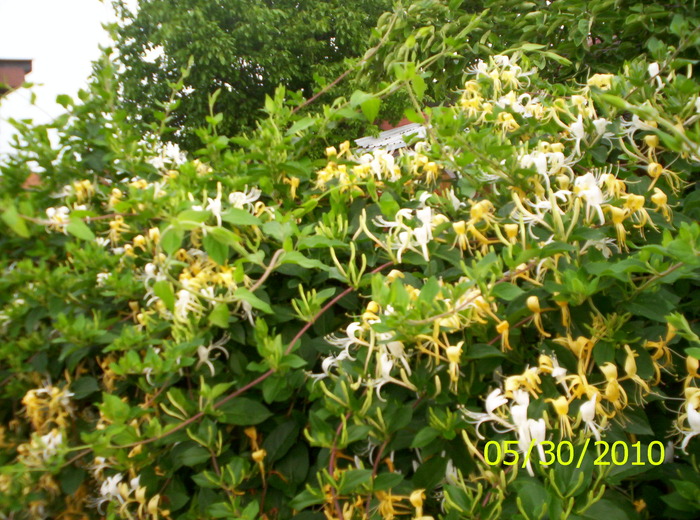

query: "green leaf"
left=361, top=97, right=381, bottom=123
left=286, top=117, right=316, bottom=136
left=208, top=226, right=241, bottom=246
left=177, top=209, right=210, bottom=230
left=667, top=313, right=700, bottom=345
left=412, top=74, right=427, bottom=100
left=234, top=288, right=273, bottom=314
left=1, top=203, right=30, bottom=237
left=71, top=377, right=99, bottom=399
left=289, top=489, right=325, bottom=510
left=465, top=344, right=506, bottom=359
left=203, top=233, right=228, bottom=264
left=66, top=218, right=95, bottom=241
left=410, top=426, right=440, bottom=448
left=208, top=303, right=229, bottom=328
left=161, top=227, right=184, bottom=255
left=153, top=280, right=175, bottom=311
left=281, top=251, right=329, bottom=270
left=221, top=208, right=261, bottom=226
left=580, top=499, right=630, bottom=520
left=492, top=283, right=524, bottom=301
left=59, top=466, right=86, bottom=495
left=262, top=420, right=300, bottom=462
left=413, top=455, right=446, bottom=490
left=176, top=444, right=210, bottom=467
left=687, top=348, right=700, bottom=360
left=372, top=472, right=404, bottom=491
left=514, top=479, right=548, bottom=520
left=101, top=393, right=130, bottom=424
left=218, top=397, right=272, bottom=425
left=338, top=469, right=373, bottom=494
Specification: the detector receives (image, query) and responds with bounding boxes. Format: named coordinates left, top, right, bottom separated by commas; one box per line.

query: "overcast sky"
left=0, top=0, right=130, bottom=156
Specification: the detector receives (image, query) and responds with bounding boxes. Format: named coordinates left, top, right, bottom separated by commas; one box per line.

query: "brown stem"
left=329, top=412, right=352, bottom=520
left=365, top=439, right=389, bottom=515
left=291, top=12, right=399, bottom=115
left=249, top=249, right=285, bottom=293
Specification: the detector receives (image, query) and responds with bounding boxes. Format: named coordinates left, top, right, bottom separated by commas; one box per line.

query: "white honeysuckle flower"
left=417, top=191, right=435, bottom=207
left=622, top=114, right=657, bottom=138
left=512, top=389, right=530, bottom=408
left=573, top=172, right=606, bottom=225
left=174, top=289, right=204, bottom=323
left=142, top=366, right=155, bottom=386
left=529, top=418, right=547, bottom=450
left=570, top=115, right=586, bottom=156
left=592, top=118, right=607, bottom=136
left=380, top=335, right=412, bottom=376
left=99, top=473, right=125, bottom=504
left=324, top=321, right=365, bottom=358
left=240, top=299, right=255, bottom=325
left=196, top=335, right=230, bottom=376
left=510, top=390, right=530, bottom=429
left=681, top=403, right=700, bottom=452
left=95, top=237, right=110, bottom=247
left=206, top=183, right=224, bottom=226
left=308, top=348, right=355, bottom=384
left=648, top=62, right=664, bottom=90
left=444, top=187, right=466, bottom=211
left=39, top=429, right=63, bottom=460
left=510, top=194, right=552, bottom=239
left=373, top=208, right=413, bottom=230
left=149, top=142, right=187, bottom=169
left=580, top=393, right=603, bottom=442
left=485, top=388, right=509, bottom=414
left=45, top=206, right=70, bottom=233
left=90, top=456, right=109, bottom=479
left=413, top=226, right=431, bottom=262
left=96, top=273, right=111, bottom=287
left=367, top=351, right=417, bottom=402
left=461, top=388, right=514, bottom=438
left=445, top=459, right=460, bottom=486
left=580, top=237, right=620, bottom=259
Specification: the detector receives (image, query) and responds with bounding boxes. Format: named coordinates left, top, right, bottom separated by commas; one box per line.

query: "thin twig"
left=291, top=12, right=399, bottom=115
left=249, top=249, right=285, bottom=292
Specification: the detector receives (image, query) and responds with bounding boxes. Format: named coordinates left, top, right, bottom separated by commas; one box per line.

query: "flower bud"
left=526, top=295, right=541, bottom=314
left=644, top=134, right=659, bottom=148
left=647, top=162, right=663, bottom=178
left=252, top=449, right=267, bottom=463
left=504, top=223, right=519, bottom=240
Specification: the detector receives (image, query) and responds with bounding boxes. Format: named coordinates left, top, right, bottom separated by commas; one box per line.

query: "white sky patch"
left=0, top=0, right=138, bottom=157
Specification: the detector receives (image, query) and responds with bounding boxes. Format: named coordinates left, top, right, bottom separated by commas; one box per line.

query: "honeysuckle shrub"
left=2, top=7, right=700, bottom=520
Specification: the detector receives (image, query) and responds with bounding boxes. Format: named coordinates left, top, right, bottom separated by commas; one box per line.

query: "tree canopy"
left=1, top=1, right=700, bottom=519
left=112, top=0, right=391, bottom=148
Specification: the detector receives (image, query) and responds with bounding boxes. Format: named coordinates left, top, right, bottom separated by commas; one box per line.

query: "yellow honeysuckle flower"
left=587, top=73, right=614, bottom=90
left=547, top=395, right=574, bottom=438
left=496, top=320, right=511, bottom=351
left=526, top=295, right=550, bottom=337
left=651, top=187, right=672, bottom=222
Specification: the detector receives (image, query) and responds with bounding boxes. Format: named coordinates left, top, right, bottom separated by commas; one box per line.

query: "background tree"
left=112, top=0, right=391, bottom=149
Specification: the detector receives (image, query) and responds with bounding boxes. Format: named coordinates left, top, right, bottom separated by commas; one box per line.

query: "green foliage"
left=1, top=1, right=700, bottom=519
left=111, top=0, right=391, bottom=149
